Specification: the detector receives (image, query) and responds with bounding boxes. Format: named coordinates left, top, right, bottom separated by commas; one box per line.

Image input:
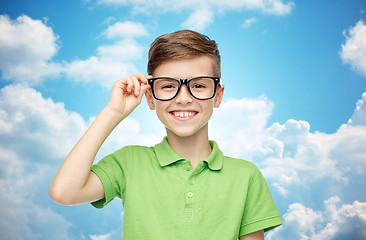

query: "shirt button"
left=185, top=165, right=191, bottom=171
left=187, top=192, right=193, bottom=198
left=188, top=180, right=194, bottom=185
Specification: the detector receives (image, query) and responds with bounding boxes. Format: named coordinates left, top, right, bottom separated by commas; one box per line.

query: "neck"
left=166, top=125, right=212, bottom=165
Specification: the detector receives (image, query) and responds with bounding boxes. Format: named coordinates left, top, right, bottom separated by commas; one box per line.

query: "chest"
left=124, top=160, right=249, bottom=216
left=121, top=159, right=251, bottom=239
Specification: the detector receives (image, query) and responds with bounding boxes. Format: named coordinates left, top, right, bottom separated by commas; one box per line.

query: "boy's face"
left=146, top=55, right=224, bottom=138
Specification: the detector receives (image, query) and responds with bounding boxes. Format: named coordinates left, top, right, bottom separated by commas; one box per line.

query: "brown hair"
left=147, top=30, right=221, bottom=77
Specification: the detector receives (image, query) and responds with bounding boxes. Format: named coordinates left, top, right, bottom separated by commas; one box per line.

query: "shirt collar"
left=154, top=137, right=224, bottom=171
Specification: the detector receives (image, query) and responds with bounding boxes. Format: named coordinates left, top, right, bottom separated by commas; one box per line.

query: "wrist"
left=105, top=104, right=128, bottom=119
left=100, top=105, right=126, bottom=127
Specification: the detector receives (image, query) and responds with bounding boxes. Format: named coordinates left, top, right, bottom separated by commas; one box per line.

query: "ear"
left=214, top=85, right=224, bottom=108
left=145, top=89, right=156, bottom=110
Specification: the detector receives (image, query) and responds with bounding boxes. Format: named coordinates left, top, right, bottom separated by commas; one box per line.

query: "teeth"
left=173, top=112, right=195, bottom=118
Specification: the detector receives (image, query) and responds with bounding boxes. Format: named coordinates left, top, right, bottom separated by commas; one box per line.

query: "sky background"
left=1, top=0, right=366, bottom=239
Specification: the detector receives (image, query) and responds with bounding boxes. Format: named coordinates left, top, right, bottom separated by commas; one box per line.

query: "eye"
left=191, top=83, right=206, bottom=89
left=154, top=79, right=178, bottom=90
left=162, top=84, right=176, bottom=89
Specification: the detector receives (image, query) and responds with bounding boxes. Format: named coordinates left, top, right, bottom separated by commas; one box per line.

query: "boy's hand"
left=106, top=73, right=152, bottom=119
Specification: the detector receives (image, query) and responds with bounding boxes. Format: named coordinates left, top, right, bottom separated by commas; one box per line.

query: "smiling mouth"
left=170, top=111, right=198, bottom=118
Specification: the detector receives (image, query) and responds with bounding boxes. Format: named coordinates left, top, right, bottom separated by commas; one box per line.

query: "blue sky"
left=1, top=0, right=366, bottom=239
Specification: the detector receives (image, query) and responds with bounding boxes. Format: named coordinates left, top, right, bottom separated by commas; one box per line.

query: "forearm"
left=49, top=106, right=125, bottom=204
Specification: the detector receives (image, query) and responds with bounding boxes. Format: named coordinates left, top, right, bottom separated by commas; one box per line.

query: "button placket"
left=185, top=178, right=194, bottom=206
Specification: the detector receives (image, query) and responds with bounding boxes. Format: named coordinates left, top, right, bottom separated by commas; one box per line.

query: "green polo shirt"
left=91, top=137, right=282, bottom=239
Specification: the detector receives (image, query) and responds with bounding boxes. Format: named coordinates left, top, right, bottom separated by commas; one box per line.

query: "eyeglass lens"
left=153, top=77, right=216, bottom=100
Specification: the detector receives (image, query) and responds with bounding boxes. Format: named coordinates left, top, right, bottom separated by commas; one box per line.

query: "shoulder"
left=114, top=144, right=158, bottom=164
left=222, top=155, right=259, bottom=177
left=114, top=144, right=154, bottom=155
left=101, top=145, right=154, bottom=165
left=223, top=155, right=257, bottom=169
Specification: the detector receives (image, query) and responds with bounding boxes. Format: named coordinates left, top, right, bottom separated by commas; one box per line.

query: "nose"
left=175, top=85, right=193, bottom=104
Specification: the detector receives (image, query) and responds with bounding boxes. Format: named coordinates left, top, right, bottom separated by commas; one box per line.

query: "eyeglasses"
left=148, top=76, right=221, bottom=101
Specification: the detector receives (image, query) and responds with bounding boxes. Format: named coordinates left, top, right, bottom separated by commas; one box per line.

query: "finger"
left=126, top=77, right=134, bottom=93
left=113, top=79, right=125, bottom=93
left=132, top=76, right=141, bottom=96
left=137, top=84, right=151, bottom=102
left=117, top=78, right=128, bottom=91
left=144, top=75, right=154, bottom=83
left=132, top=73, right=150, bottom=84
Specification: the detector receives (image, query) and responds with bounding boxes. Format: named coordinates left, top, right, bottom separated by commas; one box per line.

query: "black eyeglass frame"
left=148, top=76, right=221, bottom=101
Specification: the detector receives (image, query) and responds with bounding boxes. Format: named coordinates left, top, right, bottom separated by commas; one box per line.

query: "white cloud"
left=90, top=233, right=111, bottom=240
left=65, top=56, right=138, bottom=88
left=97, top=39, right=144, bottom=62
left=0, top=15, right=147, bottom=88
left=347, top=92, right=366, bottom=126
left=242, top=17, right=257, bottom=28
left=98, top=0, right=294, bottom=15
left=0, top=145, right=72, bottom=240
left=267, top=196, right=366, bottom=240
left=260, top=0, right=294, bottom=15
left=64, top=22, right=147, bottom=87
left=182, top=8, right=214, bottom=31
left=0, top=14, right=62, bottom=84
left=0, top=83, right=82, bottom=237
left=96, top=0, right=294, bottom=30
left=0, top=83, right=87, bottom=160
left=211, top=95, right=274, bottom=158
left=278, top=120, right=366, bottom=194
left=340, top=20, right=366, bottom=78
left=0, top=188, right=72, bottom=240
left=102, top=21, right=148, bottom=39
left=94, top=115, right=164, bottom=161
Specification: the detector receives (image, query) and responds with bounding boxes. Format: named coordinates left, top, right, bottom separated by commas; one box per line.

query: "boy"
left=49, top=30, right=283, bottom=239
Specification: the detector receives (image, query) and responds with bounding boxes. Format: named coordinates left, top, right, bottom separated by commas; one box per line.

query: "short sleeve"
left=90, top=147, right=129, bottom=209
left=239, top=166, right=283, bottom=237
